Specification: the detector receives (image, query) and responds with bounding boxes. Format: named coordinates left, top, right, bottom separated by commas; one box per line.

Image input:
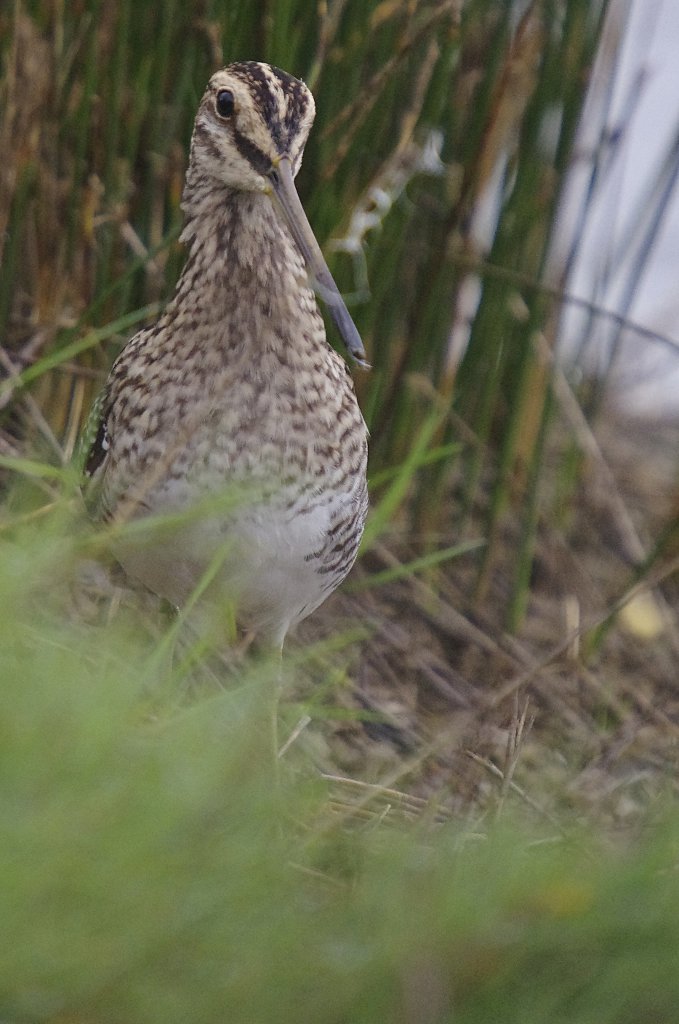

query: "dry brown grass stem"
left=492, top=551, right=679, bottom=708
left=464, top=749, right=563, bottom=830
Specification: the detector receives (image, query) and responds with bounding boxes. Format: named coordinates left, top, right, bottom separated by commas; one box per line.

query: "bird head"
left=191, top=61, right=316, bottom=192
left=185, top=61, right=369, bottom=367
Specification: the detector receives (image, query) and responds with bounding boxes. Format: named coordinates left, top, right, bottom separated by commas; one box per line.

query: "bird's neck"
left=156, top=177, right=325, bottom=367
left=181, top=176, right=281, bottom=258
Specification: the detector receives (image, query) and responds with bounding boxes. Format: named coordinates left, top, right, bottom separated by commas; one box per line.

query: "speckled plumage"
left=85, top=62, right=368, bottom=648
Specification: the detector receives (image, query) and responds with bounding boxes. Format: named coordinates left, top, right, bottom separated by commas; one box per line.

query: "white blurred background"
left=561, top=0, right=679, bottom=413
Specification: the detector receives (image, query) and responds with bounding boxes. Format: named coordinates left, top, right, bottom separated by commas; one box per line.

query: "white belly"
left=113, top=485, right=359, bottom=648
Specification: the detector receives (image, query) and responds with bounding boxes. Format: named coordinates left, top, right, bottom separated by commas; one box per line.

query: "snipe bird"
left=84, top=62, right=369, bottom=650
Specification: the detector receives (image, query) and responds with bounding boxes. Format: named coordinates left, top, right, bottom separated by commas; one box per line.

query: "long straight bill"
left=267, top=157, right=369, bottom=368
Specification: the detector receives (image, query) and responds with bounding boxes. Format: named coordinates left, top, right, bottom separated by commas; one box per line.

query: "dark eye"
left=216, top=89, right=235, bottom=118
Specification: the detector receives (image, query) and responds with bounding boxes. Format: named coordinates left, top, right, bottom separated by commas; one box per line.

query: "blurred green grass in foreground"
left=1, top=506, right=679, bottom=1024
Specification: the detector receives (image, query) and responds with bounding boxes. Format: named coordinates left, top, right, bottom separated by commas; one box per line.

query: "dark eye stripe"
left=194, top=122, right=222, bottom=161
left=231, top=129, right=271, bottom=176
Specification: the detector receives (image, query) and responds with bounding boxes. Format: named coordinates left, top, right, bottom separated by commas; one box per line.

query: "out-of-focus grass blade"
left=349, top=538, right=485, bottom=591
